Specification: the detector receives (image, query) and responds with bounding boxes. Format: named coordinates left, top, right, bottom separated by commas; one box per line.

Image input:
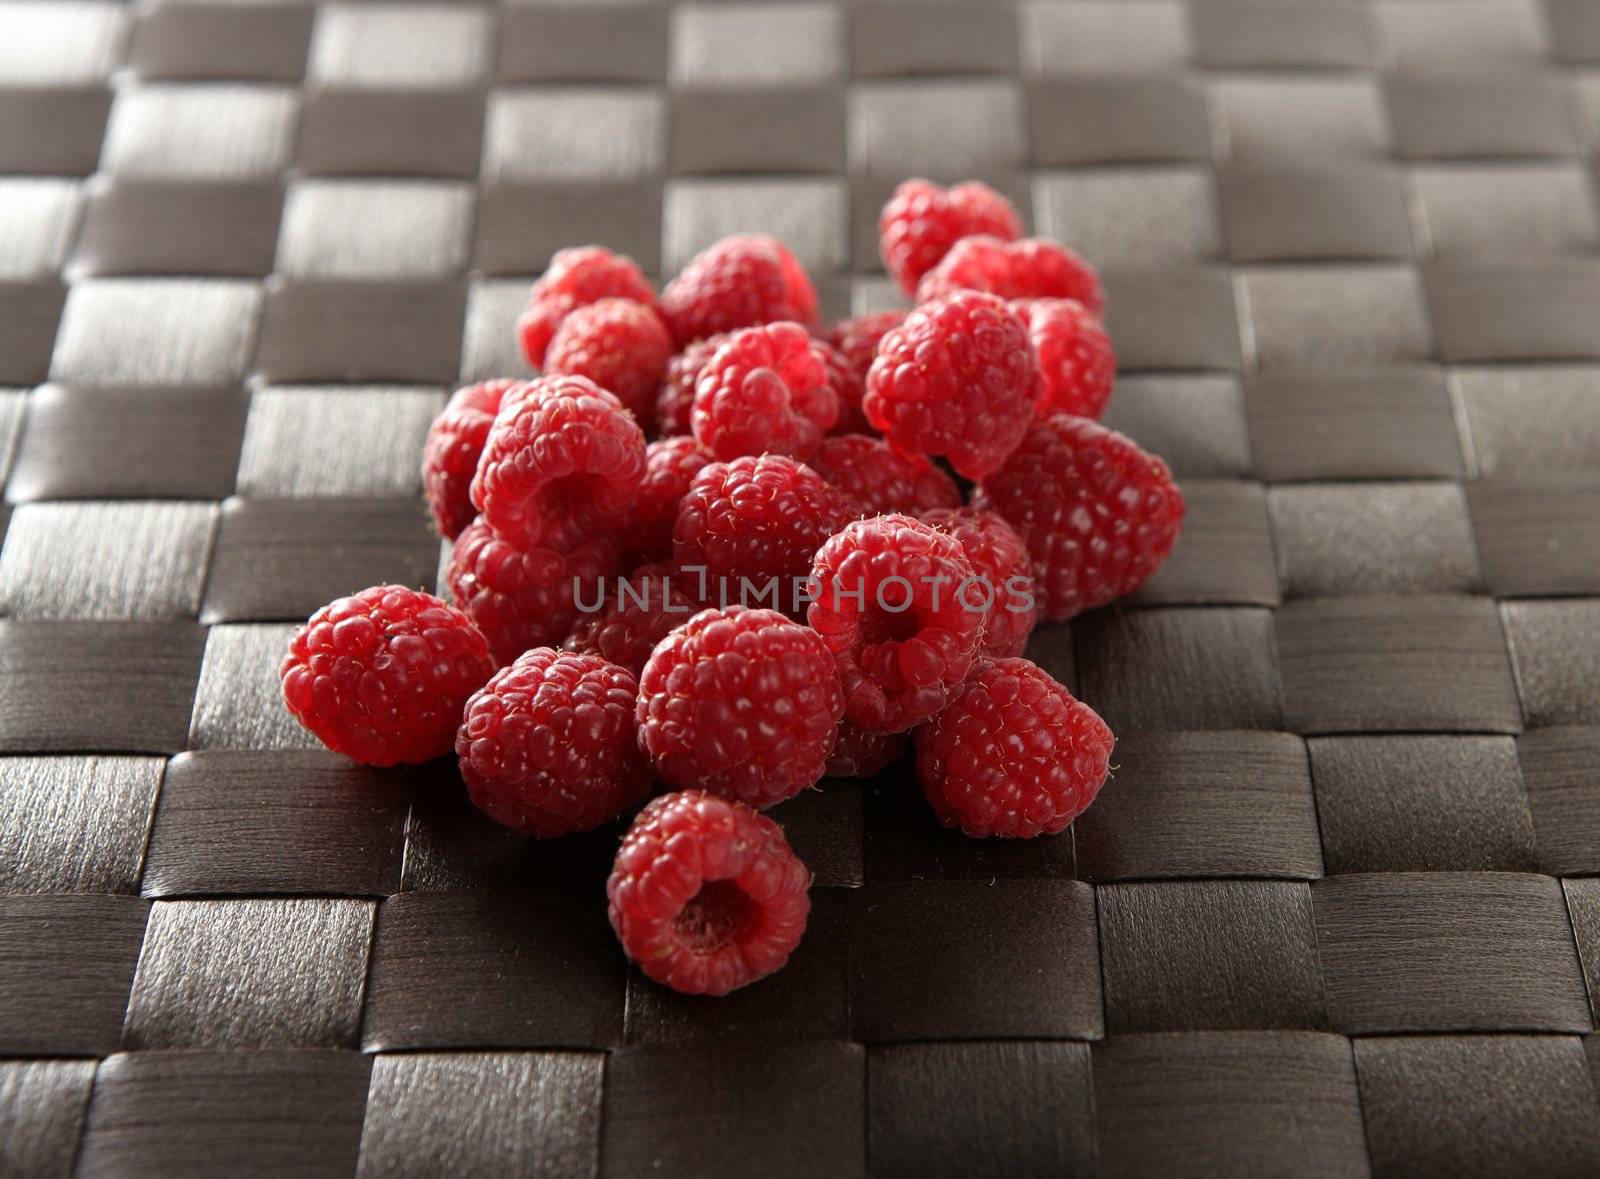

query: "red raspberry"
left=471, top=375, right=646, bottom=552
left=864, top=290, right=1038, bottom=480
left=674, top=454, right=858, bottom=602
left=630, top=436, right=715, bottom=562
left=917, top=236, right=1104, bottom=315
left=608, top=791, right=810, bottom=995
left=808, top=514, right=983, bottom=734
left=457, top=648, right=650, bottom=837
left=916, top=657, right=1113, bottom=838
left=813, top=337, right=870, bottom=435
left=446, top=518, right=620, bottom=666
left=879, top=179, right=1022, bottom=296
left=281, top=585, right=493, bottom=767
left=810, top=434, right=961, bottom=517
left=658, top=234, right=818, bottom=347
left=1015, top=298, right=1115, bottom=420
left=974, top=414, right=1185, bottom=620
left=544, top=298, right=673, bottom=423
left=637, top=607, right=844, bottom=807
left=562, top=561, right=705, bottom=675
left=517, top=246, right=656, bottom=368
left=691, top=322, right=838, bottom=461
left=825, top=721, right=908, bottom=779
left=423, top=379, right=525, bottom=540
left=828, top=310, right=905, bottom=381
left=920, top=506, right=1039, bottom=659
left=654, top=334, right=725, bottom=437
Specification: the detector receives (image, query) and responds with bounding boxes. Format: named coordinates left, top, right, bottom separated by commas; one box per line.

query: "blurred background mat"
left=3, top=0, right=1600, bottom=1175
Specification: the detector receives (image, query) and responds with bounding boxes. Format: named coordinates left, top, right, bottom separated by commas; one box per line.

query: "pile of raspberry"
left=280, top=180, right=1184, bottom=997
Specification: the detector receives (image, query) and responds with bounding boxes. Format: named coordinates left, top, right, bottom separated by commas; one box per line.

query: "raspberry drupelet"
left=974, top=414, right=1185, bottom=621
left=813, top=336, right=871, bottom=436
left=920, top=506, right=1040, bottom=659
left=471, top=375, right=646, bottom=552
left=690, top=322, right=838, bottom=461
left=917, top=235, right=1104, bottom=315
left=281, top=585, right=494, bottom=767
left=562, top=561, right=705, bottom=676
left=608, top=791, right=811, bottom=995
left=637, top=606, right=844, bottom=808
left=658, top=234, right=818, bottom=346
left=827, top=310, right=906, bottom=383
left=544, top=297, right=674, bottom=424
left=825, top=721, right=909, bottom=779
left=1014, top=298, right=1115, bottom=421
left=810, top=434, right=961, bottom=517
left=916, top=657, right=1113, bottom=838
left=446, top=518, right=620, bottom=666
left=864, top=290, right=1039, bottom=480
left=808, top=515, right=985, bottom=734
left=457, top=648, right=651, bottom=837
left=878, top=178, right=1022, bottom=296
left=673, top=454, right=859, bottom=601
left=654, top=333, right=725, bottom=437
left=517, top=246, right=656, bottom=368
left=423, top=379, right=525, bottom=540
left=629, top=436, right=716, bottom=563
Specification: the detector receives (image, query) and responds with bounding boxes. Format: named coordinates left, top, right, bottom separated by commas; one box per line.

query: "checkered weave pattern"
left=3, top=1, right=1600, bottom=1175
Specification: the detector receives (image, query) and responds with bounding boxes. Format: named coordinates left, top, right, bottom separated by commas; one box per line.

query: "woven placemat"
left=3, top=1, right=1600, bottom=1175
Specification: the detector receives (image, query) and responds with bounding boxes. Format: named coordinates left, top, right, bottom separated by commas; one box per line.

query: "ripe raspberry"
left=916, top=657, right=1113, bottom=838
left=1015, top=298, right=1115, bottom=420
left=630, top=436, right=715, bottom=562
left=457, top=648, right=649, bottom=837
left=447, top=518, right=620, bottom=666
left=654, top=334, right=725, bottom=437
left=471, top=375, right=646, bottom=552
left=974, top=414, right=1185, bottom=620
left=638, top=607, right=844, bottom=807
left=828, top=310, right=906, bottom=381
left=544, top=298, right=673, bottom=423
left=879, top=178, right=1022, bottom=296
left=423, top=379, right=525, bottom=540
left=920, top=506, right=1039, bottom=659
left=813, top=336, right=870, bottom=435
left=674, top=454, right=858, bottom=602
left=281, top=585, right=494, bottom=767
left=517, top=246, right=656, bottom=368
left=659, top=234, right=818, bottom=347
left=864, top=290, right=1038, bottom=480
left=563, top=561, right=705, bottom=675
left=608, top=791, right=810, bottom=995
left=917, top=236, right=1104, bottom=315
left=691, top=322, right=838, bottom=461
left=810, top=434, right=961, bottom=517
left=825, top=721, right=908, bottom=779
left=808, top=515, right=984, bottom=734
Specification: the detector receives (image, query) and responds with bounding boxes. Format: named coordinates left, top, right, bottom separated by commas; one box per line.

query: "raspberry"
left=674, top=454, right=858, bottom=602
left=920, top=506, right=1039, bottom=659
left=471, top=375, right=647, bottom=552
left=629, top=436, right=715, bottom=563
left=691, top=322, right=838, bottom=461
left=423, top=379, right=525, bottom=540
left=808, top=514, right=984, bottom=734
left=864, top=290, right=1038, bottom=480
left=659, top=234, right=818, bottom=347
left=879, top=178, right=1022, bottom=296
left=544, top=298, right=673, bottom=423
left=917, top=236, right=1104, bottom=315
left=810, top=434, right=961, bottom=517
left=828, top=310, right=906, bottom=382
left=517, top=246, right=656, bottom=368
left=447, top=518, right=620, bottom=666
left=281, top=585, right=493, bottom=767
left=608, top=791, right=810, bottom=995
left=1015, top=298, right=1115, bottom=420
left=813, top=336, right=870, bottom=435
left=637, top=607, right=844, bottom=807
left=563, top=561, right=705, bottom=675
left=655, top=334, right=725, bottom=437
left=457, top=648, right=650, bottom=837
left=825, top=721, right=908, bottom=779
left=973, top=414, right=1185, bottom=620
left=916, top=657, right=1113, bottom=838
